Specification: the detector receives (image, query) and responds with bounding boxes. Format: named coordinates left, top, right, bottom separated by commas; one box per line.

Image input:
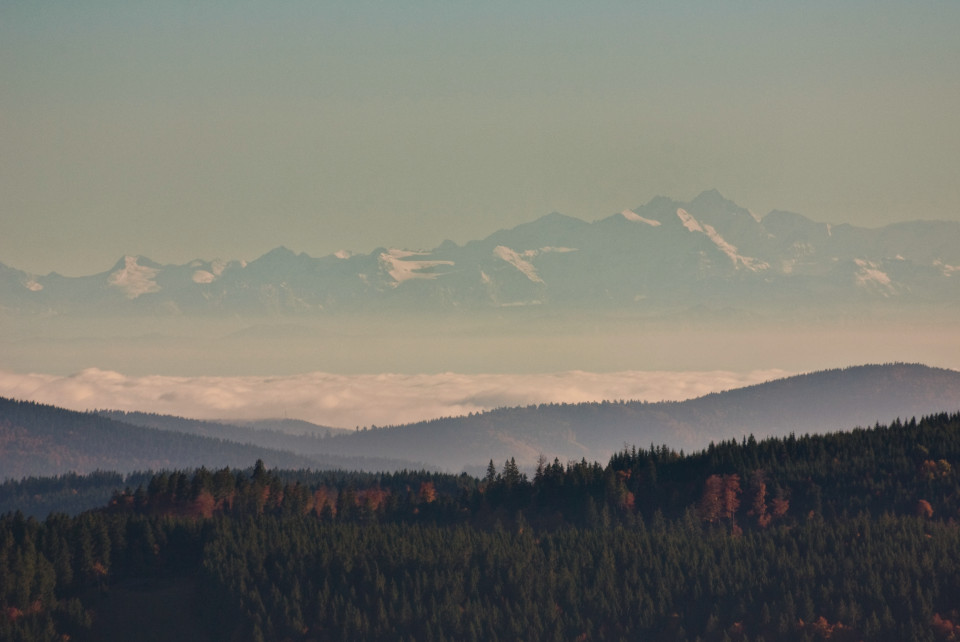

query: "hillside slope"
left=4, top=363, right=959, bottom=477
left=315, top=363, right=960, bottom=470
left=0, top=398, right=427, bottom=479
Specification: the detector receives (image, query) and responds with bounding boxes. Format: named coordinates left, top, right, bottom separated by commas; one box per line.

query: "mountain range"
left=4, top=190, right=960, bottom=318
left=4, top=363, right=959, bottom=478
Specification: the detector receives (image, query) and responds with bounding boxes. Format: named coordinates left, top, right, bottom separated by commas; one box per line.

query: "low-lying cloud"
left=0, top=368, right=791, bottom=429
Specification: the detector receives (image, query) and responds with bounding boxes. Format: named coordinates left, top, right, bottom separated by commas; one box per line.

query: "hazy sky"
left=3, top=1, right=959, bottom=276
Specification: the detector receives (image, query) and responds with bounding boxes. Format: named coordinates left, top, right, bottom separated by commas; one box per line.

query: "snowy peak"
left=620, top=209, right=662, bottom=226
left=108, top=256, right=161, bottom=299
left=192, top=269, right=217, bottom=284
left=690, top=188, right=727, bottom=204
left=676, top=209, right=769, bottom=272
left=0, top=263, right=43, bottom=294
left=494, top=246, right=544, bottom=283
left=689, top=189, right=745, bottom=216
left=676, top=207, right=705, bottom=233
left=853, top=259, right=896, bottom=295
left=378, top=249, right=454, bottom=285
left=106, top=254, right=165, bottom=274
left=191, top=259, right=229, bottom=284
left=249, top=246, right=301, bottom=266
left=536, top=211, right=584, bottom=226
left=3, top=192, right=960, bottom=316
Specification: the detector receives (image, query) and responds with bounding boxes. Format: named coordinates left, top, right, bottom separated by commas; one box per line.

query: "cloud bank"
left=0, top=368, right=791, bottom=429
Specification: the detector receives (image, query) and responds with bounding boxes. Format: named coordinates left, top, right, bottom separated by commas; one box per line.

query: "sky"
left=3, top=1, right=959, bottom=276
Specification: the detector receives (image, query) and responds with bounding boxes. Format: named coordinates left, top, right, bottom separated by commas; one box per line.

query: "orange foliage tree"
left=721, top=474, right=741, bottom=524
left=699, top=473, right=742, bottom=527
left=418, top=481, right=437, bottom=504
left=698, top=474, right=724, bottom=523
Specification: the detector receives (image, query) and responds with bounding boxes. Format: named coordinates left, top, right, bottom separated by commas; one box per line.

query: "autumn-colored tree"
left=255, top=485, right=271, bottom=514
left=917, top=499, right=934, bottom=519
left=188, top=490, right=216, bottom=519
left=358, top=487, right=389, bottom=512
left=803, top=615, right=859, bottom=641
left=811, top=615, right=833, bottom=637
left=770, top=492, right=789, bottom=519
left=418, top=481, right=437, bottom=504
left=932, top=613, right=960, bottom=639
left=921, top=459, right=953, bottom=481
left=721, top=474, right=741, bottom=523
left=699, top=474, right=741, bottom=526
left=313, top=487, right=336, bottom=518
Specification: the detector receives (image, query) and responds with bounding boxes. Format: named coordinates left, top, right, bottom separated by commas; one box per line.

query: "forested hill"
left=96, top=411, right=357, bottom=458
left=4, top=413, right=960, bottom=641
left=5, top=364, right=960, bottom=478
left=0, top=398, right=425, bottom=480
left=315, top=363, right=960, bottom=471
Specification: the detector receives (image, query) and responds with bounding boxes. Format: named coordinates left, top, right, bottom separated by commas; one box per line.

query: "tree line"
left=3, top=412, right=960, bottom=640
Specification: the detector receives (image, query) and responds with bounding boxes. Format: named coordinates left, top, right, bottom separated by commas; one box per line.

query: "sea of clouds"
left=0, top=368, right=791, bottom=429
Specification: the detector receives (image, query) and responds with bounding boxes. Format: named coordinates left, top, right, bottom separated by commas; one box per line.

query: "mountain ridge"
left=311, top=363, right=960, bottom=471
left=0, top=397, right=432, bottom=480
left=5, top=363, right=954, bottom=477
left=4, top=191, right=960, bottom=317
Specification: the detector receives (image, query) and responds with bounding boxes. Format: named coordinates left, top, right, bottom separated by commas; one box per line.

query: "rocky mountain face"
left=4, top=190, right=960, bottom=317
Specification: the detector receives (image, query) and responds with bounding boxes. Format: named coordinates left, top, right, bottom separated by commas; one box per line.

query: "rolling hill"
left=0, top=398, right=428, bottom=480
left=4, top=363, right=959, bottom=477
left=312, top=363, right=960, bottom=471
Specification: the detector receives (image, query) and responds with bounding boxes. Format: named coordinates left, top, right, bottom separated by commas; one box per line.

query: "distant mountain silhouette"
left=97, top=411, right=353, bottom=455
left=4, top=364, right=960, bottom=477
left=312, top=364, right=960, bottom=471
left=0, top=399, right=429, bottom=479
left=4, top=191, right=960, bottom=317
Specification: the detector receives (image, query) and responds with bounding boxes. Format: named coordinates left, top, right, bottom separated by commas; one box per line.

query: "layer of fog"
left=3, top=312, right=956, bottom=428
left=0, top=368, right=791, bottom=429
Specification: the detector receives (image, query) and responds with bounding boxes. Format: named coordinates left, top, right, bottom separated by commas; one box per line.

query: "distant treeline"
left=4, top=412, right=960, bottom=641
left=0, top=397, right=429, bottom=483
left=0, top=471, right=157, bottom=519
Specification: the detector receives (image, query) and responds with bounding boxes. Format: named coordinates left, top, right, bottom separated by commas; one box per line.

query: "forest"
left=3, top=412, right=960, bottom=641
left=0, top=397, right=424, bottom=481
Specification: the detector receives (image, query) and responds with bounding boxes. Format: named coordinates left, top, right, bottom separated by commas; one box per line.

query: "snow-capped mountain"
left=4, top=190, right=960, bottom=318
